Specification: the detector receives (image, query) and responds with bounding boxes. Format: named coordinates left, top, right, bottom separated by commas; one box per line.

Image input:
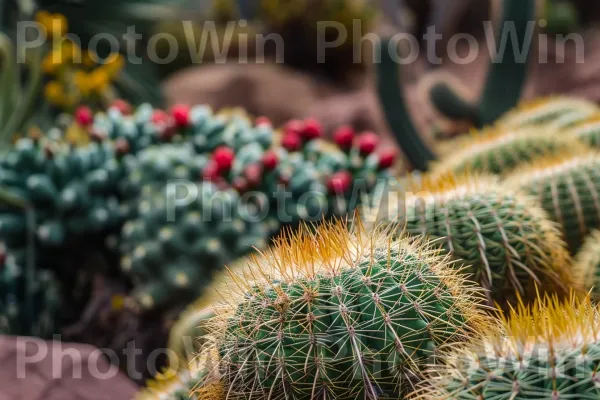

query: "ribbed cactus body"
left=422, top=295, right=600, bottom=399
left=566, top=115, right=600, bottom=148
left=202, top=221, right=489, bottom=399
left=497, top=96, right=600, bottom=129
left=434, top=128, right=585, bottom=177
left=505, top=153, right=600, bottom=253
left=574, top=230, right=600, bottom=299
left=373, top=175, right=573, bottom=306
left=0, top=247, right=60, bottom=337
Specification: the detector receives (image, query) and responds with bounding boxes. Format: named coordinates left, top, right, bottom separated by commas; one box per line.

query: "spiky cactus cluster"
left=199, top=219, right=490, bottom=399
left=505, top=152, right=600, bottom=253
left=574, top=230, right=600, bottom=299
left=421, top=294, right=600, bottom=399
left=496, top=96, right=600, bottom=129
left=369, top=174, right=574, bottom=306
left=433, top=127, right=585, bottom=177
left=0, top=245, right=60, bottom=337
left=565, top=114, right=600, bottom=148
left=119, top=178, right=271, bottom=312
left=0, top=137, right=125, bottom=250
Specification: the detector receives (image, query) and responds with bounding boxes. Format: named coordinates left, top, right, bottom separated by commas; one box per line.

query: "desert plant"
left=574, top=230, right=600, bottom=299
left=433, top=126, right=587, bottom=177
left=497, top=96, right=600, bottom=129
left=427, top=0, right=537, bottom=127
left=565, top=114, right=600, bottom=148
left=505, top=152, right=600, bottom=253
left=199, top=218, right=491, bottom=399
left=368, top=174, right=575, bottom=307
left=419, top=293, right=600, bottom=399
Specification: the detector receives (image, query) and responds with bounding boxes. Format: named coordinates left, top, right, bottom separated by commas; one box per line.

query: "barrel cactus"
left=496, top=96, right=600, bottom=129
left=505, top=152, right=600, bottom=253
left=421, top=294, right=600, bottom=399
left=574, top=230, right=600, bottom=299
left=200, top=219, right=491, bottom=399
left=0, top=245, right=61, bottom=337
left=565, top=114, right=600, bottom=148
left=433, top=127, right=585, bottom=177
left=369, top=174, right=574, bottom=306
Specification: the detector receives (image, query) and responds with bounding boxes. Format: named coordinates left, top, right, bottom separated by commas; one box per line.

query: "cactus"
left=0, top=245, right=60, bottom=337
left=505, top=152, right=600, bottom=254
left=119, top=178, right=271, bottom=312
left=369, top=174, right=575, bottom=306
left=377, top=38, right=436, bottom=171
left=199, top=219, right=491, bottom=399
left=420, top=293, right=600, bottom=399
left=427, top=0, right=536, bottom=127
left=137, top=352, right=224, bottom=400
left=574, top=230, right=600, bottom=299
left=433, top=127, right=587, bottom=177
left=0, top=137, right=126, bottom=251
left=565, top=114, right=600, bottom=148
left=497, top=96, right=600, bottom=129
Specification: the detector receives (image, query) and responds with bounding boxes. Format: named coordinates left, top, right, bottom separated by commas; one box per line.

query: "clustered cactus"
left=369, top=174, right=574, bottom=306
left=198, top=220, right=490, bottom=399
left=505, top=152, right=600, bottom=253
left=0, top=245, right=60, bottom=337
left=421, top=294, right=600, bottom=399
left=0, top=100, right=397, bottom=339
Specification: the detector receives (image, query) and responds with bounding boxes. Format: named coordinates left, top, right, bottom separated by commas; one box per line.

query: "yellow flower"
left=60, top=41, right=81, bottom=64
left=74, top=70, right=92, bottom=96
left=44, top=81, right=65, bottom=106
left=36, top=12, right=68, bottom=38
left=89, top=68, right=110, bottom=92
left=103, top=54, right=124, bottom=77
left=82, top=49, right=98, bottom=67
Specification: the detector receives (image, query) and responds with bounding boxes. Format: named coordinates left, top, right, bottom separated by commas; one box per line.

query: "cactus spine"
left=434, top=127, right=587, bottom=177
left=420, top=294, right=600, bottom=399
left=566, top=114, right=600, bottom=148
left=574, top=230, right=600, bottom=299
left=369, top=174, right=574, bottom=306
left=505, top=152, right=600, bottom=253
left=497, top=96, right=600, bottom=129
left=200, top=219, right=491, bottom=399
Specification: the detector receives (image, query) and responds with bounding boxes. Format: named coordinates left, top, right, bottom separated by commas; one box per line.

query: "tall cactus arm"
left=376, top=38, right=436, bottom=171
left=429, top=0, right=538, bottom=128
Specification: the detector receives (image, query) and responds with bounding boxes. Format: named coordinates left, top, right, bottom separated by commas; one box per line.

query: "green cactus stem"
left=505, top=152, right=600, bottom=254
left=200, top=219, right=491, bottom=399
left=376, top=38, right=436, bottom=171
left=428, top=0, right=537, bottom=127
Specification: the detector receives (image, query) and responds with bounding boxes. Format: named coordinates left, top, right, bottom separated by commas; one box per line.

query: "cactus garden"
left=2, top=0, right=600, bottom=399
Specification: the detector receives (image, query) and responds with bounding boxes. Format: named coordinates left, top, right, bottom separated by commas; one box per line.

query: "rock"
left=0, top=335, right=138, bottom=400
